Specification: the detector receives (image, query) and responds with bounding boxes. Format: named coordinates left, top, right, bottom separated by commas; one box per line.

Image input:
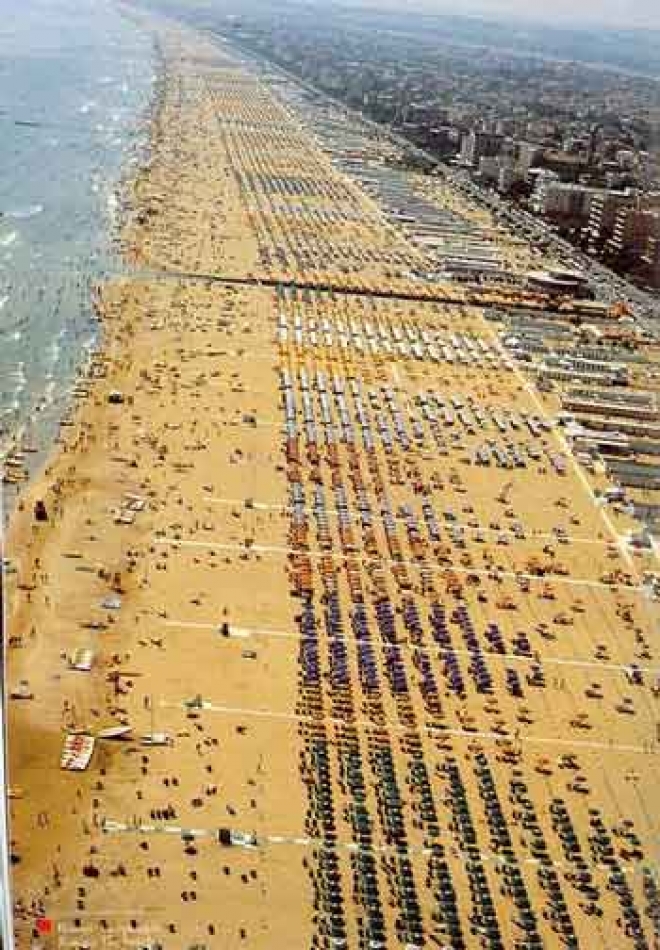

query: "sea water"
left=0, top=0, right=154, bottom=460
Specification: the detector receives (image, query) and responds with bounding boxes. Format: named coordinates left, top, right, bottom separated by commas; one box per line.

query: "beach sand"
left=6, top=11, right=660, bottom=950
left=7, top=275, right=310, bottom=947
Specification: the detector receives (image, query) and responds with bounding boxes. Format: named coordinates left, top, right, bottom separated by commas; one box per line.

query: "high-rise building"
left=458, top=130, right=504, bottom=167
left=516, top=141, right=543, bottom=179
left=476, top=156, right=518, bottom=191
left=532, top=177, right=633, bottom=235
left=531, top=178, right=590, bottom=221
left=585, top=189, right=635, bottom=250
left=498, top=165, right=520, bottom=193
left=604, top=205, right=660, bottom=287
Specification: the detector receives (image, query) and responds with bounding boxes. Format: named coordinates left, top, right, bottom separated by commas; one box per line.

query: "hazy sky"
left=354, top=0, right=660, bottom=30
left=467, top=0, right=660, bottom=28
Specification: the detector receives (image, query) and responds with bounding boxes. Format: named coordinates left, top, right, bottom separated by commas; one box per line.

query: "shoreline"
left=0, top=2, right=157, bottom=512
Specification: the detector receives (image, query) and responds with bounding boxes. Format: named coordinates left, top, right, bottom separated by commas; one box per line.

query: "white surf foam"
left=6, top=204, right=43, bottom=220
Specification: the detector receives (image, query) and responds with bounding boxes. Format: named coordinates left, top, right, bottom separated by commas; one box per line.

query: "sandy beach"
left=5, top=10, right=660, bottom=950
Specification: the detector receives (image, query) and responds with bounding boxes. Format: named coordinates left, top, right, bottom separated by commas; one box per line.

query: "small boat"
left=140, top=732, right=171, bottom=747
left=10, top=680, right=33, bottom=700
left=97, top=725, right=132, bottom=741
left=69, top=648, right=95, bottom=672
left=3, top=470, right=25, bottom=485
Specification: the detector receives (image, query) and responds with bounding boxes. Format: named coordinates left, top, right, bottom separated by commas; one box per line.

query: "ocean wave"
left=5, top=204, right=43, bottom=220
left=0, top=295, right=8, bottom=310
left=0, top=232, right=18, bottom=248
